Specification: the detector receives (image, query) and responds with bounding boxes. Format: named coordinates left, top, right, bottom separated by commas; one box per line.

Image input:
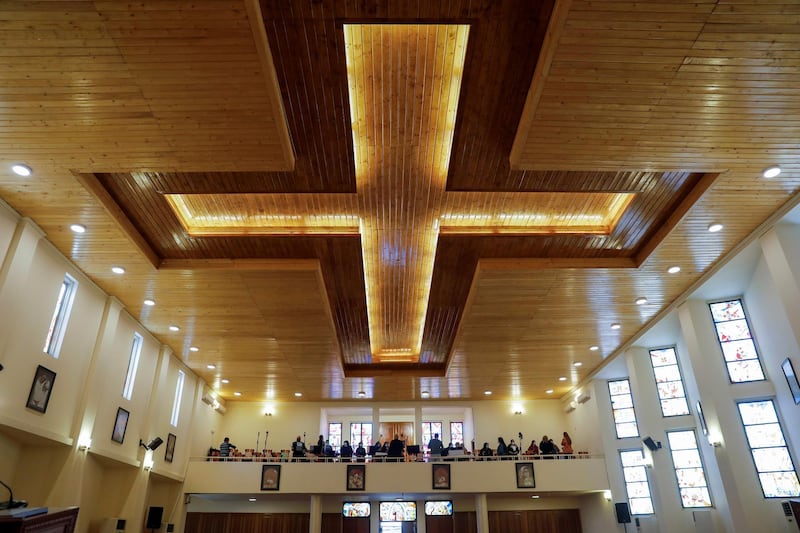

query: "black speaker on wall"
left=146, top=507, right=164, bottom=530
left=615, top=502, right=632, bottom=524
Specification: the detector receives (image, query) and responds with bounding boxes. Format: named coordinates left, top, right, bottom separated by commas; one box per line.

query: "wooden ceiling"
left=1, top=0, right=800, bottom=402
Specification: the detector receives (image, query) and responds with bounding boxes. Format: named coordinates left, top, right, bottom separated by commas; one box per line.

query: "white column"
left=415, top=405, right=422, bottom=447
left=308, top=494, right=321, bottom=533
left=475, top=493, right=489, bottom=533
left=760, top=225, right=800, bottom=342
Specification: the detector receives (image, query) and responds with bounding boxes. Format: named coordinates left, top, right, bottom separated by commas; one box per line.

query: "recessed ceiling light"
left=11, top=164, right=32, bottom=177
left=573, top=362, right=583, bottom=367
left=610, top=323, right=621, bottom=330
left=667, top=265, right=681, bottom=274
left=357, top=391, right=366, bottom=398
left=248, top=498, right=256, bottom=502
left=762, top=166, right=781, bottom=178
left=207, top=364, right=216, bottom=370
left=143, top=299, right=155, bottom=306
left=531, top=495, right=540, bottom=499
left=70, top=224, right=86, bottom=234
left=589, top=345, right=599, bottom=351
left=189, top=346, right=199, bottom=352
left=111, top=266, right=125, bottom=274
left=558, top=376, right=567, bottom=381
left=484, top=390, right=492, bottom=396
left=221, top=379, right=230, bottom=384
left=294, top=392, right=303, bottom=397
left=708, top=223, right=723, bottom=233
left=234, top=392, right=242, bottom=396
left=635, top=297, right=647, bottom=305
left=421, top=391, right=430, bottom=398
left=169, top=325, right=180, bottom=332
left=545, top=389, right=554, bottom=394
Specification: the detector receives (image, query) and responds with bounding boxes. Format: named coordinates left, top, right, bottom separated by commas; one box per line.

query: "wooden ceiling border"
left=74, top=173, right=161, bottom=269
left=510, top=0, right=573, bottom=170
left=159, top=258, right=320, bottom=271
left=244, top=0, right=295, bottom=170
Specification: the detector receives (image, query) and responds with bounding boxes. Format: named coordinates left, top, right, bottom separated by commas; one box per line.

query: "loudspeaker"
left=146, top=437, right=164, bottom=451
left=116, top=519, right=126, bottom=531
left=643, top=436, right=661, bottom=452
left=166, top=524, right=175, bottom=532
left=146, top=507, right=163, bottom=529
left=615, top=502, right=632, bottom=524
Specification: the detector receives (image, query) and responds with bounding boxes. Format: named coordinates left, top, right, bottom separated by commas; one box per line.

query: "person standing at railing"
left=388, top=433, right=405, bottom=459
left=340, top=440, right=353, bottom=460
left=219, top=437, right=237, bottom=458
left=525, top=440, right=539, bottom=456
left=292, top=435, right=307, bottom=458
left=428, top=433, right=444, bottom=456
left=496, top=436, right=508, bottom=457
left=478, top=442, right=493, bottom=458
left=561, top=432, right=573, bottom=454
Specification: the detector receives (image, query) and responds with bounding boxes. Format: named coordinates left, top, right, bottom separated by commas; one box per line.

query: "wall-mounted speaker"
left=576, top=392, right=591, bottom=404
left=166, top=524, right=175, bottom=532
left=146, top=507, right=163, bottom=530
left=643, top=436, right=661, bottom=452
left=615, top=502, right=632, bottom=524
left=116, top=519, right=126, bottom=531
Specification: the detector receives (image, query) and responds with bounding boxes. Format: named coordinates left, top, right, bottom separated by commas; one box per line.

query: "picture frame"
left=165, top=433, right=177, bottom=463
left=516, top=462, right=535, bottom=488
left=432, top=463, right=450, bottom=490
left=346, top=464, right=365, bottom=491
left=782, top=357, right=800, bottom=405
left=26, top=365, right=56, bottom=414
left=111, top=407, right=130, bottom=444
left=261, top=464, right=281, bottom=491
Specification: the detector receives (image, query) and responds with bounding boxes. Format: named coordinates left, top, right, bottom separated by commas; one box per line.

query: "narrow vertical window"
left=421, top=422, right=442, bottom=451
left=170, top=370, right=185, bottom=427
left=122, top=333, right=143, bottom=400
left=709, top=299, right=765, bottom=382
left=667, top=430, right=712, bottom=507
left=649, top=347, right=690, bottom=416
left=620, top=449, right=655, bottom=515
left=450, top=421, right=464, bottom=446
left=609, top=379, right=639, bottom=438
left=350, top=422, right=373, bottom=448
left=328, top=422, right=342, bottom=447
left=43, top=274, right=78, bottom=357
left=737, top=400, right=800, bottom=497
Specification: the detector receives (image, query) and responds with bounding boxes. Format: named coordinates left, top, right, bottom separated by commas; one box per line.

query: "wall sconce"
left=143, top=451, right=154, bottom=470
left=513, top=410, right=523, bottom=416
left=77, top=435, right=92, bottom=451
left=603, top=490, right=612, bottom=502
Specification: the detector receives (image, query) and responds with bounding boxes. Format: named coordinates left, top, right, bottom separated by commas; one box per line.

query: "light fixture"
left=762, top=166, right=781, bottom=178
left=421, top=391, right=430, bottom=399
left=294, top=392, right=303, bottom=397
left=248, top=498, right=257, bottom=502
left=357, top=391, right=366, bottom=398
left=635, top=297, right=647, bottom=305
left=558, top=376, right=567, bottom=381
left=531, top=495, right=540, bottom=499
left=143, top=452, right=154, bottom=470
left=234, top=392, right=242, bottom=396
left=545, top=389, right=554, bottom=394
left=11, top=164, right=32, bottom=177
left=589, top=345, right=599, bottom=351
left=484, top=390, right=492, bottom=396
left=70, top=224, right=86, bottom=234
left=514, top=410, right=523, bottom=415
left=206, top=364, right=216, bottom=370
left=667, top=265, right=681, bottom=274
left=221, top=379, right=230, bottom=384
left=111, top=266, right=125, bottom=274
left=707, top=223, right=723, bottom=233
left=169, top=325, right=180, bottom=332
left=143, top=299, right=155, bottom=306
left=140, top=437, right=164, bottom=451
left=573, top=362, right=583, bottom=367
left=603, top=490, right=612, bottom=502
left=77, top=434, right=92, bottom=451
left=610, top=323, right=621, bottom=330
left=189, top=346, right=199, bottom=352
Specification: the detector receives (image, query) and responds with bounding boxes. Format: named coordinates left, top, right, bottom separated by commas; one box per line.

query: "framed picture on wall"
left=346, top=464, right=365, bottom=491
left=516, top=462, right=535, bottom=488
left=111, top=407, right=130, bottom=444
left=26, top=365, right=56, bottom=414
left=165, top=433, right=177, bottom=463
left=782, top=357, right=800, bottom=405
left=261, top=464, right=281, bottom=491
left=432, top=463, right=450, bottom=490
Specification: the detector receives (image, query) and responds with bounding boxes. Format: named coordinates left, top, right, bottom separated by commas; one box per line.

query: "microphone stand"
left=0, top=479, right=27, bottom=510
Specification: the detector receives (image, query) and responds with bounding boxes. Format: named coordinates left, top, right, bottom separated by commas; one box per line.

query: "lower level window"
left=620, top=449, right=654, bottom=515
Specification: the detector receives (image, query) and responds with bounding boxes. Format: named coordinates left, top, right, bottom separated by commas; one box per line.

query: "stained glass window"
left=650, top=347, right=690, bottom=416
left=350, top=423, right=373, bottom=448
left=708, top=299, right=765, bottom=382
left=609, top=379, right=639, bottom=438
left=422, top=421, right=443, bottom=452
left=328, top=422, right=342, bottom=448
left=620, top=450, right=654, bottom=515
left=450, top=421, right=464, bottom=446
left=737, top=400, right=800, bottom=498
left=667, top=430, right=712, bottom=507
